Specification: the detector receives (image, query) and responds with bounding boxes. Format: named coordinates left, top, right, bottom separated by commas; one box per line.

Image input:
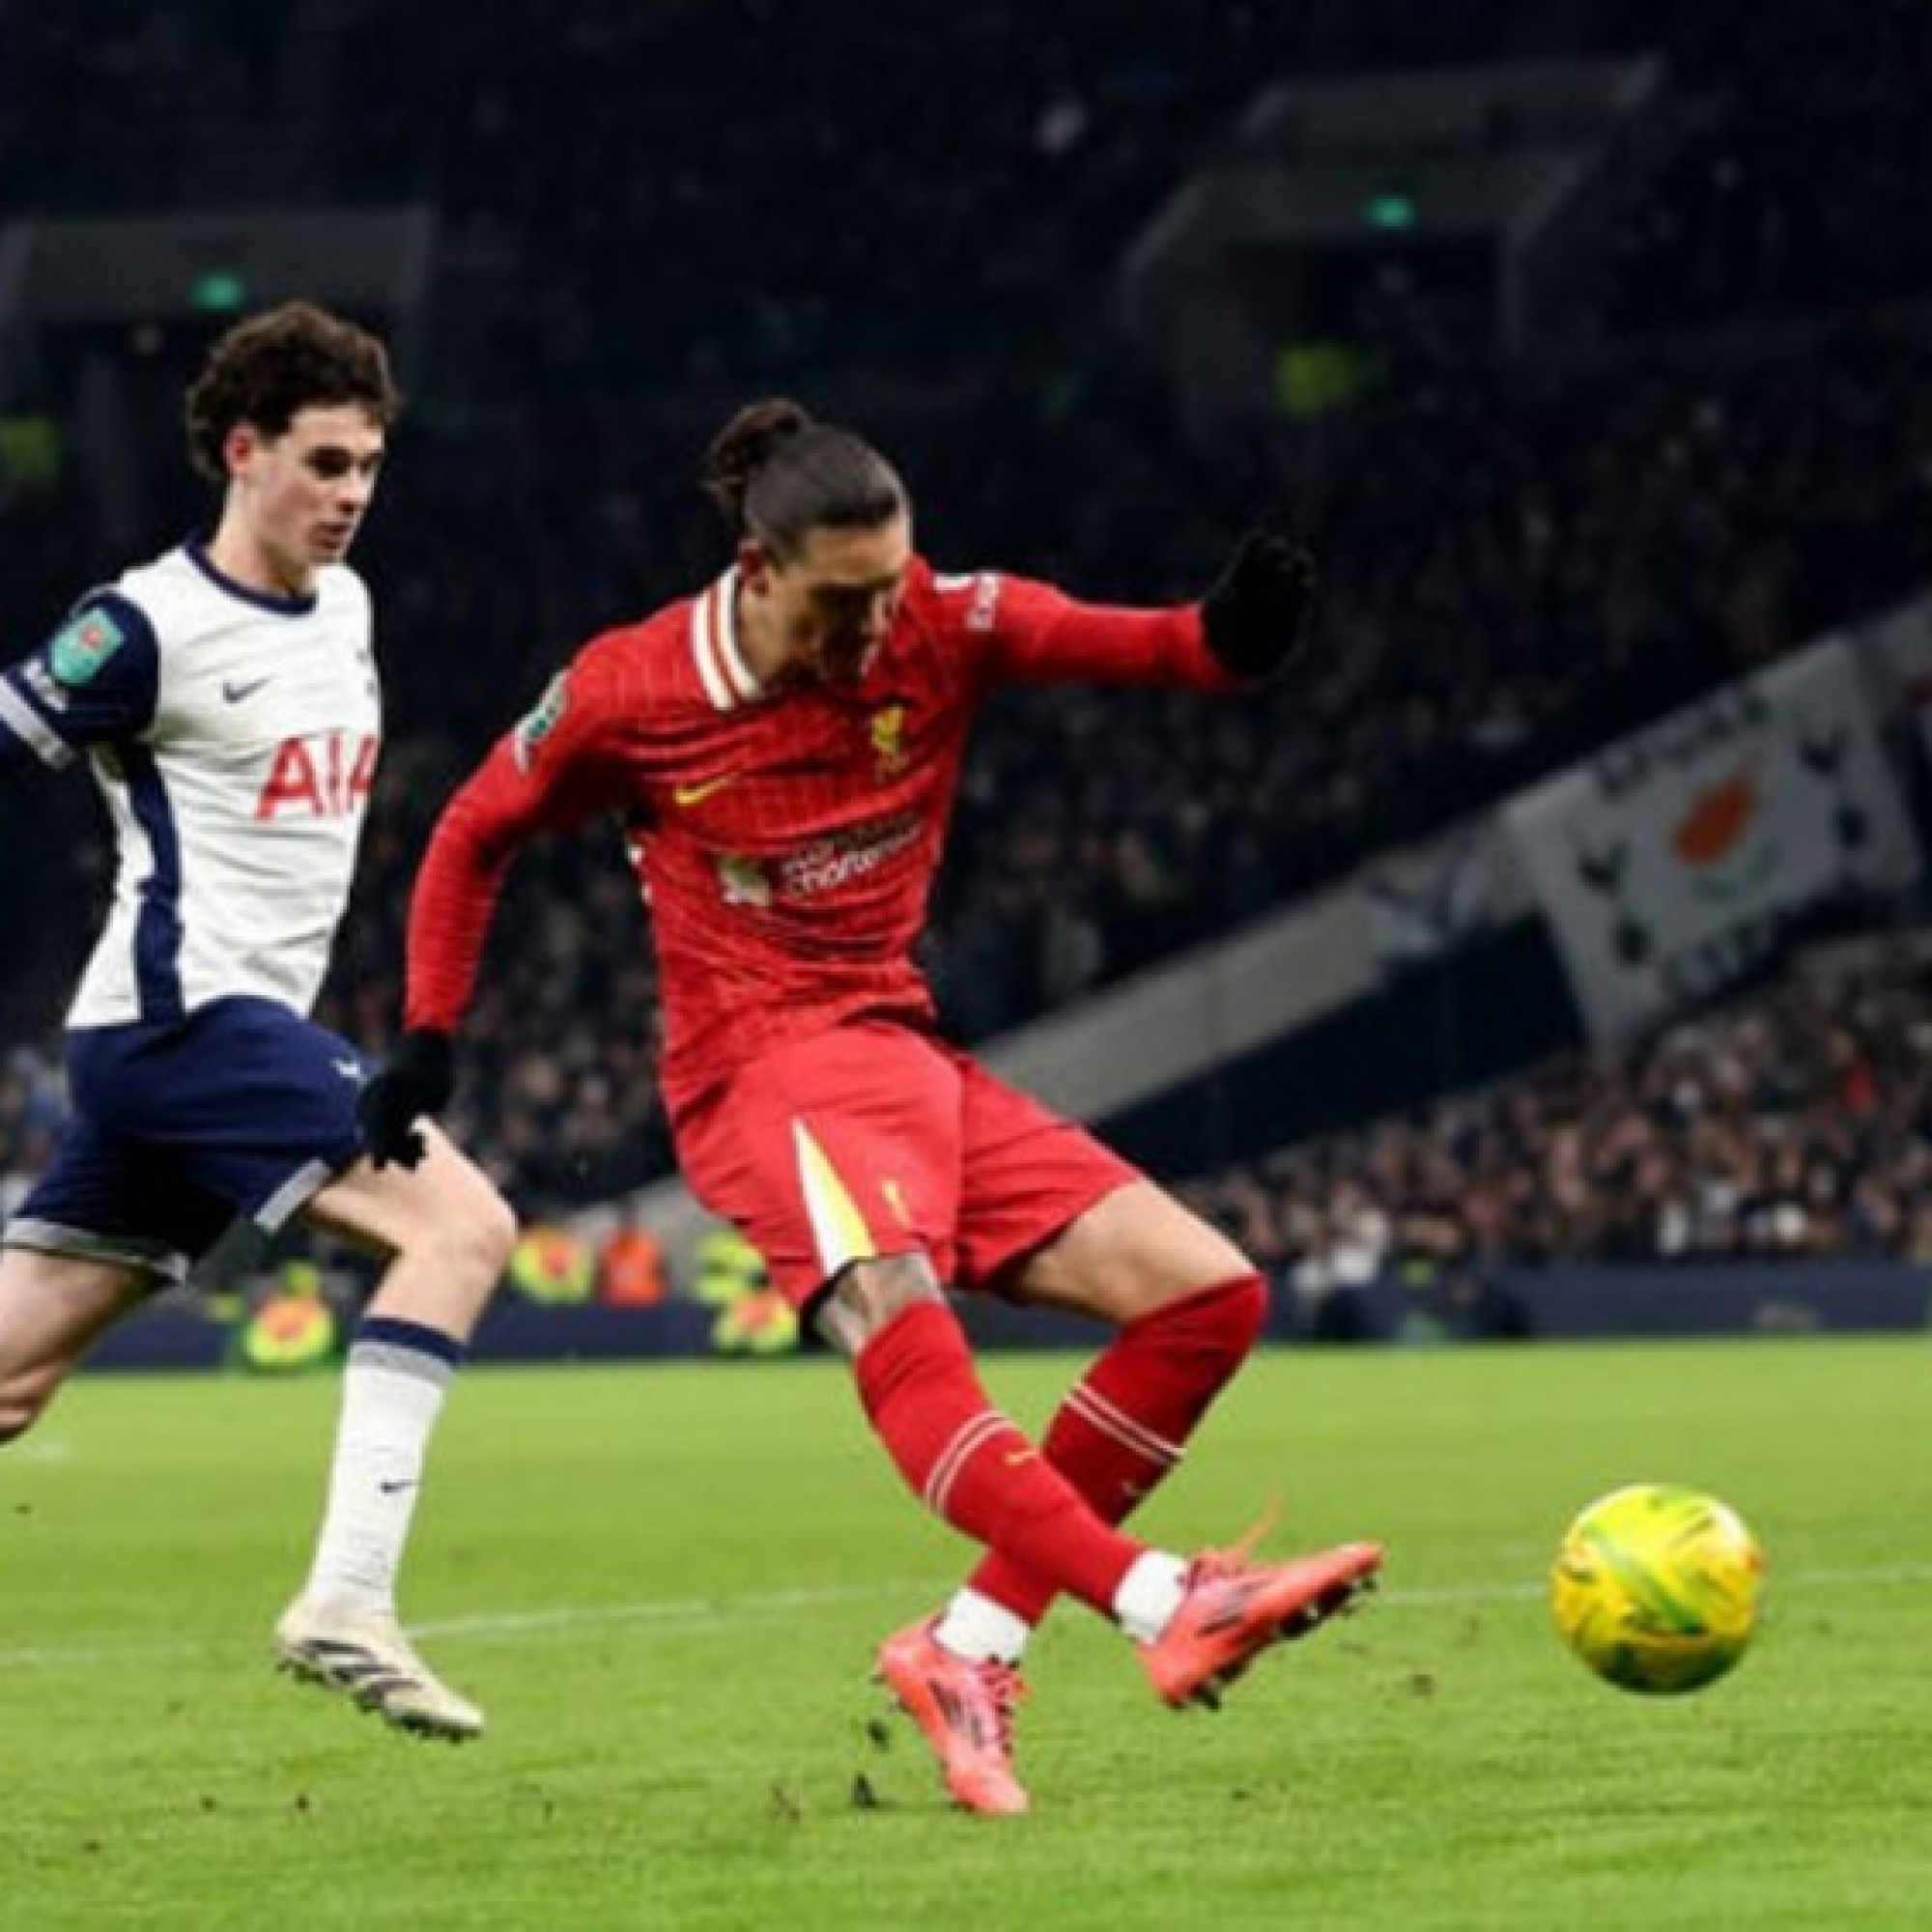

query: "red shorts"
left=672, top=1019, right=1141, bottom=1309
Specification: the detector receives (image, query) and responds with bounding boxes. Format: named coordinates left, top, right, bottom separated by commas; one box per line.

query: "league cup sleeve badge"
left=50, top=607, right=128, bottom=688
left=512, top=672, right=569, bottom=771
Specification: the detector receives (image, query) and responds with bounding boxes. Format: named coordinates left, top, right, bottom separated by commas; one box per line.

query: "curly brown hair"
left=184, top=301, right=401, bottom=484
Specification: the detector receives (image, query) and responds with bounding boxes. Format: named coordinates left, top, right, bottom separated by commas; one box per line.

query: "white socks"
left=300, top=1319, right=461, bottom=1614
left=935, top=1588, right=1034, bottom=1665
left=1111, top=1551, right=1189, bottom=1645
left=934, top=1552, right=1192, bottom=1662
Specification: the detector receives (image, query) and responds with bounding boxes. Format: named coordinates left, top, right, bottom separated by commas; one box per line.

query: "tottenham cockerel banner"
left=1503, top=638, right=1922, bottom=1041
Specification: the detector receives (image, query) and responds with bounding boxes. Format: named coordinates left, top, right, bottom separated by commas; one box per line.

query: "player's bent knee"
left=1138, top=1271, right=1270, bottom=1376
left=466, top=1189, right=519, bottom=1279
left=811, top=1252, right=945, bottom=1355
left=1220, top=1272, right=1270, bottom=1357
left=394, top=1175, right=517, bottom=1285
left=430, top=1200, right=516, bottom=1294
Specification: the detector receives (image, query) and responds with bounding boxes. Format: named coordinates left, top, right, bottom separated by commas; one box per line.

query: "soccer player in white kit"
left=0, top=303, right=514, bottom=1740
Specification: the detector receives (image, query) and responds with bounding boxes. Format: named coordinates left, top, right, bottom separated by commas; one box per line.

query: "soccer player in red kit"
left=358, top=400, right=1382, bottom=1814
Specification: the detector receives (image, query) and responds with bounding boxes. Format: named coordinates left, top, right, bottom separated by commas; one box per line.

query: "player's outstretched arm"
left=362, top=651, right=635, bottom=1170
left=962, top=519, right=1319, bottom=692
left=1199, top=515, right=1320, bottom=679
left=359, top=744, right=533, bottom=1171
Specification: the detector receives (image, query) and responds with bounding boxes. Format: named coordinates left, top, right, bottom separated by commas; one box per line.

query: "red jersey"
left=404, top=556, right=1239, bottom=1119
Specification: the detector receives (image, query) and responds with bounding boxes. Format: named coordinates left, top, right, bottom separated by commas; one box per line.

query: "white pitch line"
left=407, top=1561, right=1929, bottom=1638
left=1, top=1562, right=1926, bottom=1674
left=0, top=1578, right=924, bottom=1673
left=412, top=1577, right=924, bottom=1638
left=1380, top=1561, right=1932, bottom=1609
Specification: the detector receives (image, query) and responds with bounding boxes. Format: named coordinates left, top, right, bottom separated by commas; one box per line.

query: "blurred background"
left=3, top=0, right=1931, bottom=1353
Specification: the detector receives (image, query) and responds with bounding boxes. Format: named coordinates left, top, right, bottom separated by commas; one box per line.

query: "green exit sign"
left=1364, top=193, right=1417, bottom=232
left=191, top=270, right=248, bottom=313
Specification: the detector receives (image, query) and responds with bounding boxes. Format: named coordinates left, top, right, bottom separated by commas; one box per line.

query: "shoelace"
left=976, top=1661, right=1027, bottom=1756
left=1188, top=1502, right=1284, bottom=1588
left=357, top=1624, right=443, bottom=1692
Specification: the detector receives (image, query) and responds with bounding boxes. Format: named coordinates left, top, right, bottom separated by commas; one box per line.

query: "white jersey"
left=0, top=542, right=381, bottom=1027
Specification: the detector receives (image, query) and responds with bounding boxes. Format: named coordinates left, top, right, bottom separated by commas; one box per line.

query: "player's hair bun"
left=701, top=399, right=814, bottom=529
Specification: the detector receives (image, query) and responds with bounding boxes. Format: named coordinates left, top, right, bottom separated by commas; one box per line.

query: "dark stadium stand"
left=4, top=1, right=1931, bottom=1220
left=1181, top=940, right=1932, bottom=1294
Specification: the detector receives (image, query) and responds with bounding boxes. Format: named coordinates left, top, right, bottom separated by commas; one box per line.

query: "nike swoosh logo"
left=377, top=1479, right=418, bottom=1495
left=673, top=774, right=741, bottom=808
left=222, top=676, right=272, bottom=703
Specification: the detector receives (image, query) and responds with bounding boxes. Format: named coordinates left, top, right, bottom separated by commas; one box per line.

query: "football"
left=1550, top=1483, right=1766, bottom=1693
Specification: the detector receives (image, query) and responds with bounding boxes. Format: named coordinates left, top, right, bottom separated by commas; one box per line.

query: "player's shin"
left=275, top=1313, right=486, bottom=1740
left=298, top=1314, right=464, bottom=1609
left=944, top=1274, right=1268, bottom=1650
left=852, top=1300, right=1148, bottom=1615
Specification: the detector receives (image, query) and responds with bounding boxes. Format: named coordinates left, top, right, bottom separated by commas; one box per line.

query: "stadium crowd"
left=4, top=0, right=1932, bottom=1225
left=6, top=323, right=1929, bottom=1216
left=1183, top=945, right=1932, bottom=1299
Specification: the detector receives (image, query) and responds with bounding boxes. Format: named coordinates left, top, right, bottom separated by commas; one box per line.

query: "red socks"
left=853, top=1300, right=1144, bottom=1614
left=965, top=1275, right=1268, bottom=1624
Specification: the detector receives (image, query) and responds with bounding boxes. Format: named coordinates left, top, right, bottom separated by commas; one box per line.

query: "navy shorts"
left=4, top=996, right=369, bottom=1288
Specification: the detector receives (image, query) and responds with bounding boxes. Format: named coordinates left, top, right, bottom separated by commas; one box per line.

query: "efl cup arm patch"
left=512, top=673, right=568, bottom=771
left=49, top=605, right=129, bottom=687
left=7, top=592, right=159, bottom=755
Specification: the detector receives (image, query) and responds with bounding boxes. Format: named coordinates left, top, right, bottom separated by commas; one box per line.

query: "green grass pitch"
left=4, top=1334, right=1930, bottom=1929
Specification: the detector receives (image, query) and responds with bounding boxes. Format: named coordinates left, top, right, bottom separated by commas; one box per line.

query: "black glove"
left=356, top=1029, right=455, bottom=1171
left=1201, top=516, right=1320, bottom=678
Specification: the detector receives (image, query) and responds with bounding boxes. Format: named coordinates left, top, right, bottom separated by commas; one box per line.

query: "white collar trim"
left=692, top=567, right=761, bottom=711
